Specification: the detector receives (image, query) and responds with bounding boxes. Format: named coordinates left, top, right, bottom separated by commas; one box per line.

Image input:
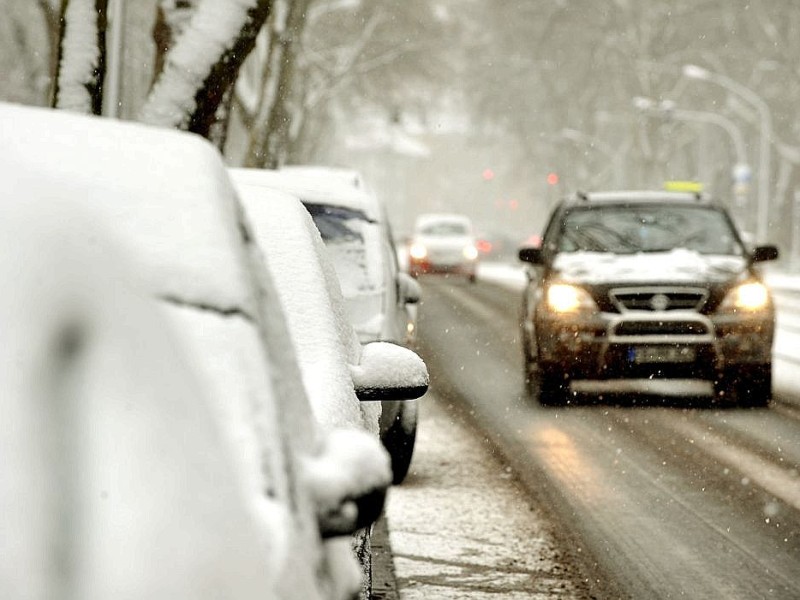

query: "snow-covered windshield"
left=302, top=201, right=385, bottom=340
left=558, top=204, right=743, bottom=256
left=305, top=203, right=368, bottom=244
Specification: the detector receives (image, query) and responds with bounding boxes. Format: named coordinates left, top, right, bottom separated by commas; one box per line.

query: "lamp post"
left=682, top=64, right=772, bottom=242
left=102, top=0, right=125, bottom=118
left=633, top=96, right=751, bottom=227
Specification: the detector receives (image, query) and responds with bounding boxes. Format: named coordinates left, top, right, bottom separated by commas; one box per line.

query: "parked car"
left=408, top=213, right=479, bottom=282
left=233, top=177, right=429, bottom=594
left=229, top=167, right=423, bottom=484
left=519, top=190, right=778, bottom=407
left=0, top=102, right=396, bottom=599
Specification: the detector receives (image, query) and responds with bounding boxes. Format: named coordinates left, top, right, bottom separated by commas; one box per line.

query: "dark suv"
left=519, top=191, right=779, bottom=406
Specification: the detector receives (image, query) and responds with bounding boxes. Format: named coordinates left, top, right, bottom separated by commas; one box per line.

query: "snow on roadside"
left=386, top=393, right=588, bottom=599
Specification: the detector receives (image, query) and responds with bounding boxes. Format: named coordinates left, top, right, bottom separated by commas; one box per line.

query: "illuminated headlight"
left=409, top=243, right=427, bottom=260
left=463, top=245, right=479, bottom=260
left=545, top=283, right=597, bottom=313
left=720, top=281, right=770, bottom=312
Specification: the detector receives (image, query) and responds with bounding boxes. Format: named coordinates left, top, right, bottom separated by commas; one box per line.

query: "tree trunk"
left=246, top=0, right=311, bottom=168
left=51, top=0, right=108, bottom=114
left=140, top=0, right=273, bottom=145
left=37, top=0, right=62, bottom=106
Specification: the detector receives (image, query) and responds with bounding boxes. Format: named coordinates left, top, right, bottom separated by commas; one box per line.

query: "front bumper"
left=409, top=257, right=476, bottom=276
left=535, top=309, right=773, bottom=379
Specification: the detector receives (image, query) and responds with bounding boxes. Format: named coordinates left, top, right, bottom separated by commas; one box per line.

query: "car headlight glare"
left=463, top=245, right=479, bottom=260
left=720, top=281, right=770, bottom=312
left=546, top=283, right=596, bottom=313
left=409, top=243, right=427, bottom=260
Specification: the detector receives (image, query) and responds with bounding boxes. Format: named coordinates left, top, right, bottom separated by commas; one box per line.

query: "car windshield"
left=303, top=201, right=385, bottom=338
left=557, top=204, right=743, bottom=255
left=304, top=203, right=369, bottom=243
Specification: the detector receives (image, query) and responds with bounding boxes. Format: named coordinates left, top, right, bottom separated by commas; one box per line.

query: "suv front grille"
left=613, top=320, right=709, bottom=336
left=610, top=288, right=708, bottom=313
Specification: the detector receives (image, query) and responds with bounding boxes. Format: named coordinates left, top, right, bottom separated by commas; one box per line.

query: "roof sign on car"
left=663, top=180, right=703, bottom=193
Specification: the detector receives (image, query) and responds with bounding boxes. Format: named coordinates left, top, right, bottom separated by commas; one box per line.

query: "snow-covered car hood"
left=553, top=249, right=748, bottom=284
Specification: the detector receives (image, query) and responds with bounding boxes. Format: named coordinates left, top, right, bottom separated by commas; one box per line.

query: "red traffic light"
left=546, top=172, right=559, bottom=186
left=482, top=168, right=495, bottom=181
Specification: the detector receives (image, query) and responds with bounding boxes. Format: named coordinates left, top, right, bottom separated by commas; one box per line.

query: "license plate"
left=633, top=346, right=696, bottom=364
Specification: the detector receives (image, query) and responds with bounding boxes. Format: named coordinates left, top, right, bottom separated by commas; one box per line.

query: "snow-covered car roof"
left=1, top=102, right=253, bottom=315
left=414, top=212, right=474, bottom=231
left=229, top=167, right=382, bottom=222
left=280, top=165, right=369, bottom=192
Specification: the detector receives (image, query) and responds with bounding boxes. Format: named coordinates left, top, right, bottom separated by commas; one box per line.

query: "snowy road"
left=395, top=273, right=800, bottom=599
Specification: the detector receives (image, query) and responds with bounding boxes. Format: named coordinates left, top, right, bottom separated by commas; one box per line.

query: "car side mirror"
left=398, top=272, right=421, bottom=304
left=303, top=429, right=391, bottom=538
left=351, top=342, right=429, bottom=401
left=518, top=246, right=544, bottom=264
left=751, top=245, right=779, bottom=263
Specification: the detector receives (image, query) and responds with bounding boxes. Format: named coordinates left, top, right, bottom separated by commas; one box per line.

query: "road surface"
left=387, top=275, right=800, bottom=599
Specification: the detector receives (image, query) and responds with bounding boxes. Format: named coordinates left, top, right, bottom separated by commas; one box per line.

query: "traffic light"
left=547, top=172, right=559, bottom=186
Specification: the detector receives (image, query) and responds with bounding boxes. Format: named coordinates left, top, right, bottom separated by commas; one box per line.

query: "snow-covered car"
left=0, top=102, right=392, bottom=600
left=229, top=167, right=424, bottom=484
left=233, top=178, right=429, bottom=595
left=519, top=190, right=779, bottom=407
left=408, top=213, right=479, bottom=282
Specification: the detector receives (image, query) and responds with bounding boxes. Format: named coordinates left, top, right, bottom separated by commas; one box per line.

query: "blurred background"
left=3, top=0, right=797, bottom=262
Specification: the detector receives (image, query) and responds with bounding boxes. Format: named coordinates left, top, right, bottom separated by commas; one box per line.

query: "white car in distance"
left=408, top=213, right=479, bottom=282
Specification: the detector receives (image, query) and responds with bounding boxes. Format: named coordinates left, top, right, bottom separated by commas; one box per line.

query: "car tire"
left=714, top=365, right=772, bottom=408
left=533, top=366, right=571, bottom=406
left=522, top=333, right=537, bottom=395
left=736, top=365, right=772, bottom=408
left=381, top=405, right=418, bottom=484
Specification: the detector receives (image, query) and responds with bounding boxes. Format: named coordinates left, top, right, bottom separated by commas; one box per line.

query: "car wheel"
left=381, top=404, right=418, bottom=484
left=736, top=365, right=772, bottom=408
left=714, top=365, right=772, bottom=408
left=533, top=366, right=571, bottom=406
left=521, top=330, right=536, bottom=394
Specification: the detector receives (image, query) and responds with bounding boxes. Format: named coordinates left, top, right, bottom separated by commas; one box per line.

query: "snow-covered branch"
left=52, top=0, right=107, bottom=114
left=140, top=0, right=272, bottom=138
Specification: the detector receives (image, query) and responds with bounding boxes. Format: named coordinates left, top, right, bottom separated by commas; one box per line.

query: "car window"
left=305, top=202, right=369, bottom=243
left=557, top=204, right=743, bottom=255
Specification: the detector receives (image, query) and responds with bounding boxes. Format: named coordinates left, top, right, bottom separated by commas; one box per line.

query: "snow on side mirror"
left=351, top=342, right=429, bottom=401
left=301, top=429, right=392, bottom=538
left=398, top=272, right=421, bottom=304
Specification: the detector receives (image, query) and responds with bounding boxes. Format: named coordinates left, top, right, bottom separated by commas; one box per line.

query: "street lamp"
left=633, top=96, right=751, bottom=224
left=682, top=64, right=772, bottom=241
